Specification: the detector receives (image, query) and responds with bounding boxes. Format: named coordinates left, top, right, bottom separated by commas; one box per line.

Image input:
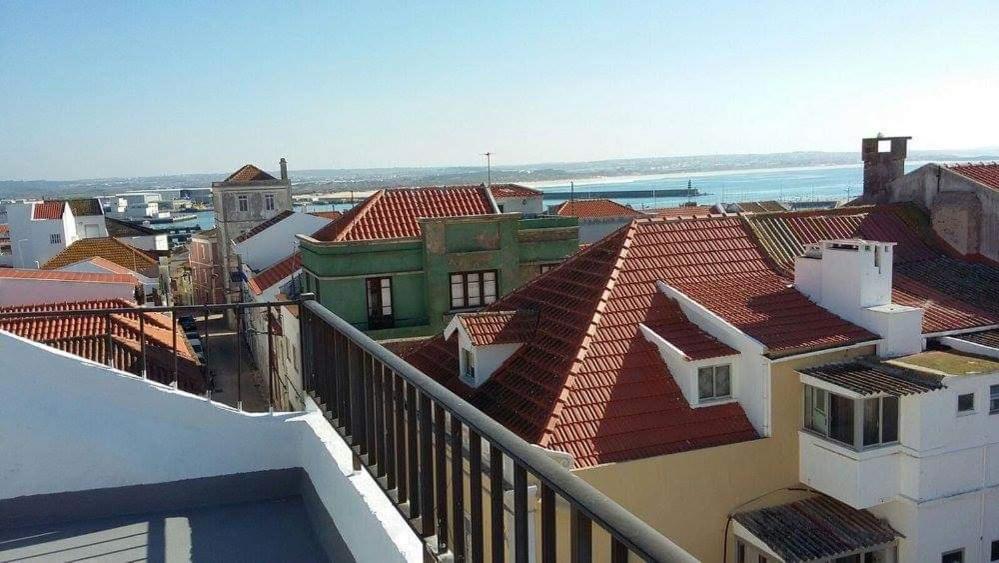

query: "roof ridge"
left=537, top=219, right=637, bottom=448
left=332, top=189, right=385, bottom=242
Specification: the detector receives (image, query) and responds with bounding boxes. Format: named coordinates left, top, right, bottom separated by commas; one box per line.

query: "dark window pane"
left=882, top=396, right=898, bottom=443
left=830, top=394, right=855, bottom=446
left=942, top=550, right=964, bottom=563
left=698, top=367, right=713, bottom=399
left=958, top=393, right=975, bottom=412
left=991, top=540, right=999, bottom=561
left=715, top=365, right=731, bottom=397
left=863, top=398, right=881, bottom=446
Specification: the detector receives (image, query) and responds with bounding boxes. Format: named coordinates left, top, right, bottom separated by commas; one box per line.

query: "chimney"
left=795, top=239, right=923, bottom=357
left=279, top=158, right=288, bottom=181
left=861, top=135, right=911, bottom=203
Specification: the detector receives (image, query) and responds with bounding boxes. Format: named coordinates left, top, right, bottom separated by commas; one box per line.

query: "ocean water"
left=182, top=162, right=923, bottom=231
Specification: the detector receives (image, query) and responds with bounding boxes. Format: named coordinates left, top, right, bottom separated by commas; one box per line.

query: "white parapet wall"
left=0, top=330, right=422, bottom=562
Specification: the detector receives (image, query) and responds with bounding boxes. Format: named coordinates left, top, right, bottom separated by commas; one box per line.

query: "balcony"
left=0, top=298, right=695, bottom=562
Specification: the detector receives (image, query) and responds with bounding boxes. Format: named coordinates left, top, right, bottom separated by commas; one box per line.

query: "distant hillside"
left=2, top=149, right=996, bottom=200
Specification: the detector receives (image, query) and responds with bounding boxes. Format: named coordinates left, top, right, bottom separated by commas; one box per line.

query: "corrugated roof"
left=947, top=162, right=999, bottom=190
left=458, top=310, right=538, bottom=346
left=105, top=217, right=157, bottom=237
left=953, top=329, right=999, bottom=349
left=0, top=299, right=203, bottom=393
left=41, top=237, right=159, bottom=274
left=490, top=184, right=542, bottom=198
left=745, top=204, right=999, bottom=334
left=0, top=268, right=136, bottom=285
left=553, top=199, right=645, bottom=218
left=32, top=201, right=65, bottom=220
left=224, top=164, right=277, bottom=183
left=248, top=253, right=300, bottom=295
left=733, top=495, right=900, bottom=562
left=232, top=210, right=295, bottom=243
left=312, top=186, right=495, bottom=242
left=799, top=360, right=942, bottom=396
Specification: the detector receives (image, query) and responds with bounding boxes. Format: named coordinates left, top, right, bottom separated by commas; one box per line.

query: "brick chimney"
left=861, top=135, right=910, bottom=203
left=279, top=158, right=288, bottom=181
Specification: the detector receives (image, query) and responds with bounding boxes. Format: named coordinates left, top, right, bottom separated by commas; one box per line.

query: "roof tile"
left=947, top=162, right=999, bottom=190
left=554, top=199, right=644, bottom=218
left=41, top=237, right=159, bottom=274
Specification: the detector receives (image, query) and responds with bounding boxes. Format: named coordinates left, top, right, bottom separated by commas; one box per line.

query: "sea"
left=176, top=161, right=924, bottom=232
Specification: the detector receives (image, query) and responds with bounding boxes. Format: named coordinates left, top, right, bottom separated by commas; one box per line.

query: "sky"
left=1, top=1, right=997, bottom=181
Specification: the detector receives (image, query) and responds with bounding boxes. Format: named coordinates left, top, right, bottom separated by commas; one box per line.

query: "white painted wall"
left=446, top=319, right=522, bottom=388
left=58, top=260, right=157, bottom=291
left=494, top=194, right=543, bottom=214
left=6, top=202, right=75, bottom=269
left=0, top=277, right=135, bottom=306
left=117, top=233, right=169, bottom=252
left=75, top=214, right=108, bottom=239
left=234, top=212, right=330, bottom=271
left=0, top=331, right=421, bottom=562
left=640, top=323, right=742, bottom=410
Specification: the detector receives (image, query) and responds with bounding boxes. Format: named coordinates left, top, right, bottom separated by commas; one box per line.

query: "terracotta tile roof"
left=0, top=299, right=203, bottom=393
left=312, top=186, right=495, bottom=242
left=645, top=318, right=737, bottom=360
left=65, top=198, right=104, bottom=216
left=105, top=217, right=157, bottom=237
left=733, top=495, right=900, bottom=562
left=41, top=237, right=159, bottom=274
left=224, top=164, right=277, bottom=183
left=32, top=201, right=65, bottom=220
left=730, top=200, right=787, bottom=213
left=60, top=256, right=146, bottom=277
left=490, top=184, right=541, bottom=198
left=407, top=221, right=762, bottom=467
left=0, top=268, right=136, bottom=284
left=648, top=205, right=715, bottom=219
left=553, top=199, right=644, bottom=218
left=458, top=310, right=538, bottom=346
left=248, top=253, right=300, bottom=295
left=800, top=360, right=943, bottom=396
left=947, top=162, right=999, bottom=190
left=745, top=204, right=999, bottom=334
left=0, top=224, right=9, bottom=236
left=307, top=211, right=342, bottom=220
left=232, top=210, right=295, bottom=243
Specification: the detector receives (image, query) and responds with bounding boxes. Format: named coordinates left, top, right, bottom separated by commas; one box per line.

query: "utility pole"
left=482, top=152, right=493, bottom=188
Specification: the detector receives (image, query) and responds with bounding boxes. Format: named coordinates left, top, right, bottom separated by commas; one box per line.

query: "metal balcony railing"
left=300, top=299, right=697, bottom=563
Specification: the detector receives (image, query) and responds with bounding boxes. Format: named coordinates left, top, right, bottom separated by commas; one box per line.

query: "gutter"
left=767, top=339, right=881, bottom=363
left=923, top=324, right=999, bottom=339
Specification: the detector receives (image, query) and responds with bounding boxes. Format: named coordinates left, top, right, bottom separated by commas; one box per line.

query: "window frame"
left=461, top=347, right=476, bottom=381
left=990, top=385, right=999, bottom=414
left=942, top=548, right=964, bottom=563
left=957, top=392, right=975, bottom=415
left=49, top=233, right=62, bottom=244
left=697, top=364, right=732, bottom=402
left=803, top=384, right=899, bottom=450
left=365, top=276, right=393, bottom=329
left=237, top=194, right=248, bottom=212
left=264, top=193, right=275, bottom=211
left=449, top=270, right=498, bottom=310
left=539, top=263, right=558, bottom=274
left=990, top=539, right=999, bottom=562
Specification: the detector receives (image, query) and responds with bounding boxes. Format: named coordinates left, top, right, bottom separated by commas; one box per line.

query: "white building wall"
left=117, top=233, right=169, bottom=252
left=0, top=278, right=135, bottom=306
left=234, top=212, right=329, bottom=271
left=494, top=195, right=543, bottom=214
left=58, top=260, right=157, bottom=292
left=75, top=214, right=108, bottom=239
left=6, top=202, right=73, bottom=269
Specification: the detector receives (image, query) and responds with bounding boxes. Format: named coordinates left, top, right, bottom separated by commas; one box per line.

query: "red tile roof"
left=745, top=204, right=999, bottom=334
left=648, top=205, right=715, bottom=219
left=0, top=224, right=10, bottom=236
left=490, top=184, right=542, bottom=198
left=947, top=162, right=999, bottom=190
left=307, top=211, right=343, bottom=220
left=312, top=186, right=495, bottom=242
left=457, top=310, right=538, bottom=346
left=224, top=164, right=277, bottom=183
left=248, top=253, right=301, bottom=295
left=0, top=299, right=203, bottom=392
left=0, top=268, right=136, bottom=284
left=645, top=317, right=737, bottom=360
left=232, top=210, right=295, bottom=243
left=41, top=237, right=159, bottom=274
left=63, top=256, right=144, bottom=277
left=32, top=201, right=66, bottom=220
left=553, top=199, right=645, bottom=218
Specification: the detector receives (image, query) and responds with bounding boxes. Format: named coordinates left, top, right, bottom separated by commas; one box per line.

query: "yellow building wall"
left=572, top=345, right=876, bottom=562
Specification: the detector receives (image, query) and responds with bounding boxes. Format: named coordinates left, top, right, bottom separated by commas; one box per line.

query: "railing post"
left=104, top=312, right=112, bottom=368
left=490, top=446, right=505, bottom=563
left=450, top=416, right=465, bottom=563
left=468, top=431, right=484, bottom=563
left=138, top=311, right=147, bottom=379
left=434, top=404, right=448, bottom=553
left=514, top=463, right=528, bottom=563
left=541, top=484, right=556, bottom=563
left=419, top=392, right=434, bottom=538
left=171, top=311, right=178, bottom=388
left=571, top=506, right=592, bottom=563
left=236, top=305, right=242, bottom=410
left=266, top=304, right=274, bottom=412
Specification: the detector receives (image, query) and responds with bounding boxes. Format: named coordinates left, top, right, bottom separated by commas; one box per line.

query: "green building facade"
left=299, top=213, right=579, bottom=340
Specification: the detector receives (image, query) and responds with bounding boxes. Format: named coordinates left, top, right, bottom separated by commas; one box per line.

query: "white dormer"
left=795, top=239, right=923, bottom=357
left=640, top=322, right=741, bottom=409
left=444, top=310, right=537, bottom=388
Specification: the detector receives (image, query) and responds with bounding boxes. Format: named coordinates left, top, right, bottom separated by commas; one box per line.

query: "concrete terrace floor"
left=0, top=497, right=328, bottom=562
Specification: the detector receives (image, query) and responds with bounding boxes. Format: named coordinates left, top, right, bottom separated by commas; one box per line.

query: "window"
left=736, top=541, right=746, bottom=563
left=237, top=195, right=248, bottom=212
left=758, top=556, right=767, bottom=563
left=540, top=263, right=557, bottom=274
left=697, top=364, right=731, bottom=401
left=958, top=393, right=975, bottom=414
left=49, top=233, right=62, bottom=244
left=366, top=277, right=393, bottom=329
left=942, top=549, right=964, bottom=563
left=991, top=540, right=999, bottom=562
left=450, top=271, right=497, bottom=309
left=803, top=385, right=898, bottom=449
left=462, top=348, right=475, bottom=380
left=991, top=385, right=999, bottom=414
left=265, top=193, right=275, bottom=211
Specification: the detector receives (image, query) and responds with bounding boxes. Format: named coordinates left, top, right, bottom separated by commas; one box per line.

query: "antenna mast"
left=482, top=152, right=493, bottom=189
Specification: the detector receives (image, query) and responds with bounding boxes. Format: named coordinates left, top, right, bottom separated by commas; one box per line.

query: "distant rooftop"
left=553, top=198, right=644, bottom=218
left=947, top=162, right=999, bottom=191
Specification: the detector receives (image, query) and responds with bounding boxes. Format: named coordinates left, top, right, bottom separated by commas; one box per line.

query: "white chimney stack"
left=794, top=239, right=923, bottom=357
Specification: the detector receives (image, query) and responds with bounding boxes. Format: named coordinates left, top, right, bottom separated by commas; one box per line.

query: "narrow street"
left=194, top=314, right=269, bottom=412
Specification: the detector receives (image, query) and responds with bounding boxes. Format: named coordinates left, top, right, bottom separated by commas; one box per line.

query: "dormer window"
left=697, top=364, right=731, bottom=401
left=444, top=309, right=537, bottom=388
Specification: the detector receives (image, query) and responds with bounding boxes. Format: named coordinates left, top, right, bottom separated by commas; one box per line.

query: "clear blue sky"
left=1, top=1, right=997, bottom=180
